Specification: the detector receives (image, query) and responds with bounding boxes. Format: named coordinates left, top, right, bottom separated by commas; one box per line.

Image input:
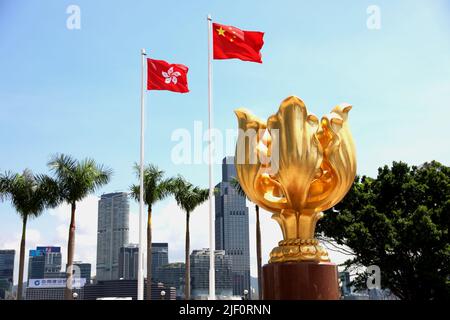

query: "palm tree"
left=172, top=177, right=209, bottom=300
left=231, top=176, right=262, bottom=300
left=130, top=163, right=175, bottom=300
left=48, top=154, right=112, bottom=300
left=0, top=169, right=59, bottom=300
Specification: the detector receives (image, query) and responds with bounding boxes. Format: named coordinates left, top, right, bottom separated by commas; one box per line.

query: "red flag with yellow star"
left=212, top=22, right=264, bottom=63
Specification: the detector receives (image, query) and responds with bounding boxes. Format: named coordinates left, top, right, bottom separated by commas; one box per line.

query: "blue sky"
left=1, top=0, right=449, bottom=283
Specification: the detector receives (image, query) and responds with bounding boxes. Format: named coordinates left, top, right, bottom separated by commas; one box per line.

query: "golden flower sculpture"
left=234, top=96, right=356, bottom=263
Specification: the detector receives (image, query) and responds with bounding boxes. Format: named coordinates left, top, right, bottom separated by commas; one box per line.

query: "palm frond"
left=172, top=176, right=209, bottom=215
left=1, top=169, right=58, bottom=219
left=130, top=163, right=174, bottom=207
left=230, top=176, right=247, bottom=198
left=48, top=154, right=112, bottom=203
left=129, top=184, right=140, bottom=202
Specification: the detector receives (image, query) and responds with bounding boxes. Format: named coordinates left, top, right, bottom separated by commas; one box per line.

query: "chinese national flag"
left=147, top=58, right=189, bottom=93
left=213, top=23, right=264, bottom=63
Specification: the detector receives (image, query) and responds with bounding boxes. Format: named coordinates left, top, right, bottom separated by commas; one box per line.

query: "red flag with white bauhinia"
left=147, top=58, right=189, bottom=93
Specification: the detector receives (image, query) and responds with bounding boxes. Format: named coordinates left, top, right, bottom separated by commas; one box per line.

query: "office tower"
left=118, top=243, right=168, bottom=282
left=118, top=244, right=139, bottom=280
left=96, top=192, right=130, bottom=281
left=28, top=250, right=45, bottom=280
left=190, top=248, right=233, bottom=299
left=339, top=271, right=351, bottom=297
left=151, top=243, right=168, bottom=282
left=215, top=156, right=251, bottom=296
left=0, top=250, right=15, bottom=299
left=73, top=262, right=91, bottom=283
left=157, top=262, right=185, bottom=299
left=28, top=246, right=61, bottom=281
left=42, top=246, right=62, bottom=277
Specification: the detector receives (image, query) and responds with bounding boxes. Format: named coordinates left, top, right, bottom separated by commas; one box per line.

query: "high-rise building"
left=215, top=156, right=251, bottom=296
left=96, top=192, right=130, bottom=281
left=73, top=262, right=91, bottom=284
left=0, top=250, right=15, bottom=299
left=118, top=244, right=139, bottom=280
left=28, top=246, right=61, bottom=281
left=190, top=248, right=233, bottom=299
left=339, top=271, right=351, bottom=297
left=157, top=262, right=185, bottom=299
left=118, top=243, right=168, bottom=282
left=151, top=243, right=168, bottom=282
left=28, top=251, right=45, bottom=280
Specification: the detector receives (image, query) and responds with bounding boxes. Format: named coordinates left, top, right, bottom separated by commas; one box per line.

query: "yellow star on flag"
left=216, top=26, right=226, bottom=36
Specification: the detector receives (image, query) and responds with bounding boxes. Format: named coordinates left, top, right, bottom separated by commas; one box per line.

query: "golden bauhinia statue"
left=234, top=96, right=356, bottom=263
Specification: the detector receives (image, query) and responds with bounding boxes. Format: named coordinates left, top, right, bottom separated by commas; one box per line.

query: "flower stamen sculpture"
left=234, top=96, right=356, bottom=263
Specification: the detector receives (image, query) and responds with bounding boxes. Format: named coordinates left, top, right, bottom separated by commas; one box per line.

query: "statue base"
left=262, top=261, right=340, bottom=300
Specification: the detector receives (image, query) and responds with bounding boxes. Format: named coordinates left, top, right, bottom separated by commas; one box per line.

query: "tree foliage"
left=129, top=163, right=175, bottom=208
left=317, top=161, right=450, bottom=300
left=0, top=169, right=59, bottom=218
left=172, top=176, right=209, bottom=215
left=48, top=154, right=112, bottom=204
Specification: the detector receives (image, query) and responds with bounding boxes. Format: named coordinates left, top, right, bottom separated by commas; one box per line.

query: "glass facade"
left=157, top=262, right=185, bottom=299
left=118, top=244, right=139, bottom=280
left=0, top=250, right=15, bottom=299
left=190, top=249, right=233, bottom=299
left=215, top=157, right=251, bottom=296
left=151, top=243, right=168, bottom=282
left=96, top=192, right=130, bottom=281
left=28, top=246, right=61, bottom=282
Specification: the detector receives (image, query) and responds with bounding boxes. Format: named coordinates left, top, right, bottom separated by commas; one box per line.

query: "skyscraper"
left=151, top=243, right=168, bottom=282
left=190, top=249, right=233, bottom=299
left=157, top=262, right=185, bottom=299
left=118, top=243, right=169, bottom=282
left=96, top=192, right=130, bottom=281
left=215, top=156, right=251, bottom=296
left=118, top=244, right=139, bottom=280
left=0, top=250, right=15, bottom=299
left=28, top=250, right=45, bottom=280
left=28, top=246, right=61, bottom=281
left=73, top=262, right=91, bottom=284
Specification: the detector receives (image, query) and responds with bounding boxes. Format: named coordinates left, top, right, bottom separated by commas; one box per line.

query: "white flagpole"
left=207, top=14, right=216, bottom=300
left=138, top=48, right=146, bottom=300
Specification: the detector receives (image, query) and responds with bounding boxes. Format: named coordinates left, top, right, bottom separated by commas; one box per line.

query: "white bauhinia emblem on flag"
left=162, top=67, right=181, bottom=84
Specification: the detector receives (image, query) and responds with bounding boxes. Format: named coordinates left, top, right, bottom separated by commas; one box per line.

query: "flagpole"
left=138, top=48, right=146, bottom=301
left=207, top=14, right=216, bottom=300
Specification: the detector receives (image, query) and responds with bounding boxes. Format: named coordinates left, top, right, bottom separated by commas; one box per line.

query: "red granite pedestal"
left=262, top=262, right=340, bottom=300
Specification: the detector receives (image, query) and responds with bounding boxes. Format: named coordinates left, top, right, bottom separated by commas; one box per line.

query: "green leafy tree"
left=317, top=161, right=450, bottom=300
left=0, top=169, right=59, bottom=300
left=48, top=154, right=112, bottom=300
left=130, top=164, right=175, bottom=300
left=231, top=176, right=262, bottom=300
left=172, top=177, right=209, bottom=300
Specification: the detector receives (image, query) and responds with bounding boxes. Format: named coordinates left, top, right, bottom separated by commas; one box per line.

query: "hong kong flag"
left=147, top=58, right=189, bottom=93
left=213, top=22, right=264, bottom=63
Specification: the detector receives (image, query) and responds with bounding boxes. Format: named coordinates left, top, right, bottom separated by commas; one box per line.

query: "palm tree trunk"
left=255, top=205, right=262, bottom=300
left=184, top=211, right=190, bottom=300
left=64, top=202, right=76, bottom=300
left=146, top=206, right=152, bottom=300
left=17, top=214, right=27, bottom=300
